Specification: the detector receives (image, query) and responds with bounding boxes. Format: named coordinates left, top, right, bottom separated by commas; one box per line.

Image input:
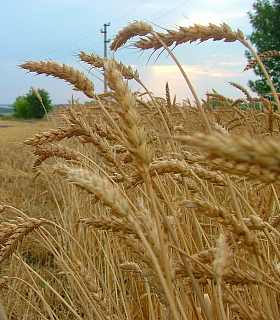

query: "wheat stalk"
left=0, top=299, right=8, bottom=320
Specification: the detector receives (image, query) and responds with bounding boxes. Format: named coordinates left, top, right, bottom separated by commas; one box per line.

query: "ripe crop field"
left=1, top=21, right=280, bottom=319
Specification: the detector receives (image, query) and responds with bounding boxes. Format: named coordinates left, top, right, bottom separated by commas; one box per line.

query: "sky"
left=1, top=0, right=257, bottom=105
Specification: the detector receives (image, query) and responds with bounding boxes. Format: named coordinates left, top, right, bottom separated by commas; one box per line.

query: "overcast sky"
left=1, top=0, right=257, bottom=105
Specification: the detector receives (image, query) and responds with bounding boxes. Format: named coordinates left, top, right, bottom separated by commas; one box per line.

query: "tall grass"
left=1, top=20, right=280, bottom=319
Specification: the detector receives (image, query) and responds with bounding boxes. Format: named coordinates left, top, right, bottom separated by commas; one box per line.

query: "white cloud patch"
left=136, top=62, right=255, bottom=103
left=150, top=65, right=236, bottom=78
left=178, top=12, right=246, bottom=28
left=174, top=0, right=253, bottom=30
left=219, top=61, right=243, bottom=67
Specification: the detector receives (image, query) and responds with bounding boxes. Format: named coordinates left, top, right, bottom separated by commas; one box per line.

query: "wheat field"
left=1, top=21, right=280, bottom=319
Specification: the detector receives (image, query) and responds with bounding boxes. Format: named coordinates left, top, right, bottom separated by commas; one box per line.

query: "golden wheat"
left=20, top=61, right=95, bottom=98
left=2, top=19, right=280, bottom=320
left=244, top=49, right=280, bottom=71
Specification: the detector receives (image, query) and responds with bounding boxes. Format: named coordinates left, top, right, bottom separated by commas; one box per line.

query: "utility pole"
left=101, top=23, right=110, bottom=92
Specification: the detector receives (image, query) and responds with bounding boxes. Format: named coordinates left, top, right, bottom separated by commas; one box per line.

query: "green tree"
left=246, top=0, right=280, bottom=97
left=12, top=88, right=52, bottom=119
left=12, top=95, right=30, bottom=119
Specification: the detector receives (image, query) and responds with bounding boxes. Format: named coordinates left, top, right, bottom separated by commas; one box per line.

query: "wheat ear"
left=55, top=165, right=132, bottom=218
left=78, top=51, right=139, bottom=80
left=134, top=23, right=244, bottom=50
left=20, top=61, right=95, bottom=98
left=33, top=143, right=80, bottom=167
left=24, top=126, right=76, bottom=146
left=104, top=59, right=154, bottom=164
left=213, top=233, right=233, bottom=281
left=175, top=132, right=280, bottom=172
left=110, top=20, right=153, bottom=51
left=0, top=218, right=42, bottom=263
left=244, top=50, right=280, bottom=71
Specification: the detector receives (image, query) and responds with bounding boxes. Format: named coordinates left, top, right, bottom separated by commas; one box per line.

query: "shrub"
left=12, top=88, right=52, bottom=119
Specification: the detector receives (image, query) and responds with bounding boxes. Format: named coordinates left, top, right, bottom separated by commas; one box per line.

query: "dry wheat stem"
left=32, top=232, right=106, bottom=319
left=223, top=289, right=261, bottom=320
left=150, top=30, right=212, bottom=134
left=38, top=220, right=123, bottom=316
left=0, top=300, right=7, bottom=320
left=3, top=277, right=53, bottom=319
left=151, top=185, right=212, bottom=320
left=140, top=164, right=179, bottom=313
left=14, top=253, right=85, bottom=320
left=239, top=40, right=280, bottom=111
left=253, top=255, right=274, bottom=319
left=127, top=214, right=182, bottom=320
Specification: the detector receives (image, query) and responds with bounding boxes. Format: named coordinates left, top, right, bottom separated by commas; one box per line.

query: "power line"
left=0, top=0, right=191, bottom=77
left=0, top=1, right=150, bottom=77
left=153, top=0, right=190, bottom=22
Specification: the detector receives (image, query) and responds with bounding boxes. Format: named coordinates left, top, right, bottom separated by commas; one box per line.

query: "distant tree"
left=246, top=0, right=280, bottom=97
left=12, top=95, right=30, bottom=119
left=12, top=88, right=52, bottom=119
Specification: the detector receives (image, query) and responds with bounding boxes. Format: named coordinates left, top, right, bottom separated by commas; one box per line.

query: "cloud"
left=149, top=64, right=236, bottom=78
left=219, top=61, right=243, bottom=66
left=135, top=61, right=254, bottom=104
left=178, top=12, right=247, bottom=28
left=174, top=0, right=253, bottom=29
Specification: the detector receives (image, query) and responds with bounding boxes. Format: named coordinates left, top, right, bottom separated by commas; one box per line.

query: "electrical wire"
left=0, top=0, right=190, bottom=77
